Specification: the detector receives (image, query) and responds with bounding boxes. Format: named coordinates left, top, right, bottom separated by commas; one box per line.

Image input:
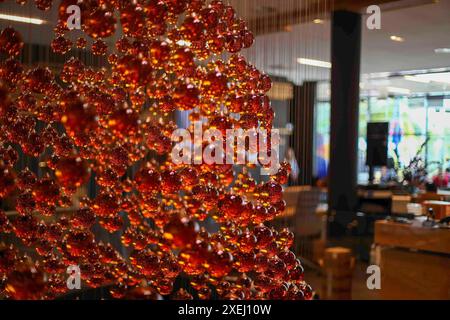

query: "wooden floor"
left=305, top=261, right=381, bottom=300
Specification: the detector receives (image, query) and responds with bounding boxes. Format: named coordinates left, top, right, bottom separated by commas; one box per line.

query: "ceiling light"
left=297, top=58, right=331, bottom=69
left=176, top=40, right=191, bottom=47
left=366, top=72, right=391, bottom=79
left=313, top=19, right=324, bottom=24
left=390, top=35, right=404, bottom=42
left=404, top=75, right=431, bottom=83
left=0, top=13, right=45, bottom=25
left=434, top=48, right=450, bottom=53
left=284, top=25, right=293, bottom=32
left=411, top=72, right=450, bottom=84
left=387, top=86, right=410, bottom=95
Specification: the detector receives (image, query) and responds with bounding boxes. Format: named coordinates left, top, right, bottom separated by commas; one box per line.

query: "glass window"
left=315, top=92, right=450, bottom=184
left=314, top=101, right=330, bottom=179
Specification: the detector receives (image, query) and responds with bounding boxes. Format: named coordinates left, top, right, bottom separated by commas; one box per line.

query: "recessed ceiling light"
left=0, top=13, right=45, bottom=25
left=313, top=19, right=324, bottom=24
left=297, top=58, right=331, bottom=69
left=434, top=48, right=450, bottom=53
left=411, top=72, right=450, bottom=84
left=176, top=40, right=191, bottom=47
left=284, top=25, right=293, bottom=32
left=387, top=86, right=410, bottom=95
left=390, top=35, right=404, bottom=42
left=404, top=75, right=431, bottom=83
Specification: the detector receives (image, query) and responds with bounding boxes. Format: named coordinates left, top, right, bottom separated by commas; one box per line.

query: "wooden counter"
left=375, top=220, right=450, bottom=255
left=374, top=220, right=450, bottom=299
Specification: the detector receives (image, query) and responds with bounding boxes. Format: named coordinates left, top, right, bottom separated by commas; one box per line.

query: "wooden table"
left=374, top=220, right=450, bottom=299
left=375, top=220, right=450, bottom=254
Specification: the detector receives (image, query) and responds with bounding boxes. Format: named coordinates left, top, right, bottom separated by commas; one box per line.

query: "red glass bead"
left=160, top=170, right=182, bottom=194
left=24, top=67, right=54, bottom=94
left=32, top=178, right=60, bottom=205
left=172, top=82, right=199, bottom=110
left=0, top=58, right=23, bottom=85
left=92, top=191, right=119, bottom=217
left=5, top=258, right=46, bottom=299
left=55, top=157, right=89, bottom=189
left=84, top=9, right=117, bottom=39
left=0, top=244, right=17, bottom=273
left=218, top=194, right=243, bottom=219
left=71, top=208, right=96, bottom=229
left=92, top=39, right=108, bottom=55
left=163, top=217, right=199, bottom=248
left=0, top=167, right=15, bottom=198
left=206, top=250, right=233, bottom=278
left=0, top=27, right=24, bottom=56
left=34, top=0, right=52, bottom=10
left=51, top=36, right=72, bottom=54
left=64, top=230, right=95, bottom=257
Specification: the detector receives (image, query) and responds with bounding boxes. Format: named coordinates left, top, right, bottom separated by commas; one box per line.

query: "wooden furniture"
left=375, top=220, right=450, bottom=254
left=280, top=186, right=309, bottom=218
left=320, top=247, right=354, bottom=300
left=283, top=186, right=327, bottom=266
left=437, top=189, right=450, bottom=202
left=416, top=192, right=446, bottom=203
left=374, top=220, right=450, bottom=299
left=357, top=189, right=392, bottom=215
left=422, top=200, right=450, bottom=220
left=377, top=248, right=450, bottom=300
left=357, top=189, right=448, bottom=216
left=391, top=194, right=413, bottom=215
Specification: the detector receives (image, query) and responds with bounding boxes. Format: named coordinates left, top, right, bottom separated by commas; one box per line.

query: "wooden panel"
left=375, top=220, right=450, bottom=255
left=417, top=192, right=446, bottom=202
left=422, top=201, right=450, bottom=220
left=391, top=194, right=412, bottom=214
left=379, top=248, right=450, bottom=300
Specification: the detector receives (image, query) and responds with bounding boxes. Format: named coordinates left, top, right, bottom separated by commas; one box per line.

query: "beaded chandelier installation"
left=0, top=0, right=312, bottom=300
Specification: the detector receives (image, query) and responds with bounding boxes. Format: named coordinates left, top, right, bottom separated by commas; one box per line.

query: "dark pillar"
left=329, top=11, right=361, bottom=227
left=291, top=81, right=316, bottom=185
